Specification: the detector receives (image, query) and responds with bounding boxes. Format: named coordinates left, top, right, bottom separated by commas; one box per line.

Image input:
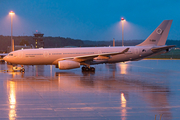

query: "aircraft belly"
left=14, top=57, right=54, bottom=65
left=106, top=51, right=152, bottom=63
left=91, top=60, right=108, bottom=64
left=107, top=54, right=128, bottom=63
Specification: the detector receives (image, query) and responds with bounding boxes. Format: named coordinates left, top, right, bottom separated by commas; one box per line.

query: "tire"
left=90, top=67, right=95, bottom=72
left=82, top=67, right=86, bottom=71
left=22, top=68, right=25, bottom=72
left=85, top=67, right=89, bottom=71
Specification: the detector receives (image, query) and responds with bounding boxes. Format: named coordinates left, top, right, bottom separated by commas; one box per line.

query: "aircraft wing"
left=0, top=53, right=8, bottom=58
left=59, top=48, right=129, bottom=62
left=151, top=45, right=175, bottom=52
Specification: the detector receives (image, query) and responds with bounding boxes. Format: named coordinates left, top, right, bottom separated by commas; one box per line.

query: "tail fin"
left=137, top=20, right=173, bottom=46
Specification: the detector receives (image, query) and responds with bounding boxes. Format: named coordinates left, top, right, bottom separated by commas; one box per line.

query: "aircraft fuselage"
left=4, top=46, right=154, bottom=65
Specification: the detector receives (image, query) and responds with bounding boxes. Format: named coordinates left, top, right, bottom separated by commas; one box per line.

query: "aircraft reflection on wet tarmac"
left=1, top=60, right=180, bottom=119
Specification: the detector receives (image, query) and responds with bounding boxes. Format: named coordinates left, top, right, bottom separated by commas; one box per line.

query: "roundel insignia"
left=156, top=28, right=163, bottom=34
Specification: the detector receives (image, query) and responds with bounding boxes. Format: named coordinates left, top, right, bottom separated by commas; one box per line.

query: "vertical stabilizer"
left=137, top=20, right=172, bottom=46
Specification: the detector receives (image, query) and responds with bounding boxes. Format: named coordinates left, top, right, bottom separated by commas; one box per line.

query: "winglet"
left=121, top=48, right=129, bottom=54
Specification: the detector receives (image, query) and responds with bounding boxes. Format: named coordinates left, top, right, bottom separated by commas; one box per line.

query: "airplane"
left=3, top=20, right=175, bottom=72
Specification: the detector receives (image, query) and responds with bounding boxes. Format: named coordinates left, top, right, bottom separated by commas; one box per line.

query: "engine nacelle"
left=58, top=60, right=80, bottom=70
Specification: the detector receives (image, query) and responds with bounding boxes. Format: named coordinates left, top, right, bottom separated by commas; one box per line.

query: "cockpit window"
left=9, top=54, right=13, bottom=56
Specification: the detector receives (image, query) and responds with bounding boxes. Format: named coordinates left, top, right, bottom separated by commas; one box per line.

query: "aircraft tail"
left=137, top=20, right=173, bottom=46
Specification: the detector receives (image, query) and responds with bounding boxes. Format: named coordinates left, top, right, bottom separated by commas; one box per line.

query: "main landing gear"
left=82, top=66, right=95, bottom=72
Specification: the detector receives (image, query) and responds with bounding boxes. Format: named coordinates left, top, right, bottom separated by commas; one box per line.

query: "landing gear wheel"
left=82, top=67, right=86, bottom=71
left=82, top=66, right=95, bottom=72
left=85, top=67, right=89, bottom=71
left=90, top=67, right=95, bottom=72
left=20, top=68, right=25, bottom=72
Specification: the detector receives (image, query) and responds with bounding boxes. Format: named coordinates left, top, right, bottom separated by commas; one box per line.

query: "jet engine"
left=58, top=60, right=80, bottom=70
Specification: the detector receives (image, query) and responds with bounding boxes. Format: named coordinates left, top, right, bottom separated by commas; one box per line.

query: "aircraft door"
left=135, top=48, right=139, bottom=55
left=18, top=51, right=23, bottom=58
left=44, top=51, right=49, bottom=58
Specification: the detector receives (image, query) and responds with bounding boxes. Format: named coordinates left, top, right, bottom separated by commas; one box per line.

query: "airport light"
left=9, top=11, right=15, bottom=15
left=9, top=11, right=15, bottom=51
left=121, top=17, right=125, bottom=46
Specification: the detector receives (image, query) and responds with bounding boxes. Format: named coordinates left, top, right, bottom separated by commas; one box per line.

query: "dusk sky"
left=0, top=0, right=180, bottom=41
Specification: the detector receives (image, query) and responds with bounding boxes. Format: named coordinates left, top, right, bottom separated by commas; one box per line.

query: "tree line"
left=0, top=35, right=179, bottom=53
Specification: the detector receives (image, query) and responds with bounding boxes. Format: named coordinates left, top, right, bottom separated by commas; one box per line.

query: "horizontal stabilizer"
left=151, top=45, right=175, bottom=52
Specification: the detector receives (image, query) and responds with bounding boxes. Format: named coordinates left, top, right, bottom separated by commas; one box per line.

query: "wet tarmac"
left=0, top=60, right=180, bottom=120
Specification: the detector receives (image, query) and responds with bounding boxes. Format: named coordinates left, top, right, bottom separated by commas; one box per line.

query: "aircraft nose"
left=3, top=56, right=8, bottom=61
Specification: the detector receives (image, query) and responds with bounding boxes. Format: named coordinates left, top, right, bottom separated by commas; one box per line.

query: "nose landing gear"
left=12, top=65, right=25, bottom=72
